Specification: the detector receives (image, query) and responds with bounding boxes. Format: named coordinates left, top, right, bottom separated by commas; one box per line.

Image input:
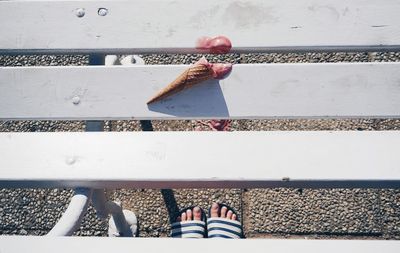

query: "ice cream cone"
left=147, top=64, right=214, bottom=104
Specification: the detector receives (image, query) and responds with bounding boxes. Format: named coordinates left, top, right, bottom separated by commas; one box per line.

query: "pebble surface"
left=1, top=52, right=400, bottom=239
left=244, top=189, right=381, bottom=236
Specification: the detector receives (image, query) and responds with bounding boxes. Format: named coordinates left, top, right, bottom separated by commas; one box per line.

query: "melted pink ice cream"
left=196, top=36, right=232, bottom=54
left=194, top=37, right=232, bottom=131
left=195, top=57, right=232, bottom=79
left=194, top=36, right=232, bottom=78
left=211, top=63, right=233, bottom=79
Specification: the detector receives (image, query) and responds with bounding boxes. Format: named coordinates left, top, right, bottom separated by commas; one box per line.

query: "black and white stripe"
left=171, top=220, right=206, bottom=238
left=207, top=217, right=242, bottom=239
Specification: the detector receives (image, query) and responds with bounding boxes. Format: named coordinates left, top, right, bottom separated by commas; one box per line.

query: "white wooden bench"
left=1, top=0, right=400, bottom=251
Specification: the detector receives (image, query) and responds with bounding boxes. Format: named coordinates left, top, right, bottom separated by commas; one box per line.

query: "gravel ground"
left=244, top=189, right=381, bottom=235
left=0, top=188, right=107, bottom=236
left=381, top=190, right=400, bottom=239
left=1, top=52, right=400, bottom=239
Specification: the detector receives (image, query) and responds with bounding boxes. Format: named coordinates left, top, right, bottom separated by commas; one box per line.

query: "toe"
left=186, top=209, right=193, bottom=220
left=226, top=210, right=233, bottom=219
left=232, top=214, right=237, bottom=220
left=220, top=206, right=227, bottom=218
left=210, top=203, right=219, bottom=217
left=181, top=212, right=187, bottom=221
left=193, top=207, right=202, bottom=221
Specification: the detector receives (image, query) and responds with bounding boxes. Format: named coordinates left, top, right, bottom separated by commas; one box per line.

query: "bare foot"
left=208, top=203, right=242, bottom=238
left=176, top=206, right=202, bottom=222
left=171, top=206, right=205, bottom=238
left=210, top=203, right=237, bottom=221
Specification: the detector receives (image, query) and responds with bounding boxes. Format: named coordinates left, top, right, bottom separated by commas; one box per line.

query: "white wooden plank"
left=1, top=63, right=400, bottom=120
left=1, top=0, right=400, bottom=54
left=1, top=131, right=399, bottom=188
left=1, top=237, right=400, bottom=253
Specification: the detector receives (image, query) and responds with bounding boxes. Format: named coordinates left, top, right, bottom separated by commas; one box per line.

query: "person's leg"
left=207, top=202, right=243, bottom=238
left=171, top=206, right=206, bottom=238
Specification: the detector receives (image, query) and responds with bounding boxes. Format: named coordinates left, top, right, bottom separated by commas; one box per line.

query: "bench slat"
left=1, top=237, right=400, bottom=253
left=1, top=131, right=399, bottom=189
left=1, top=63, right=400, bottom=120
left=1, top=0, right=400, bottom=54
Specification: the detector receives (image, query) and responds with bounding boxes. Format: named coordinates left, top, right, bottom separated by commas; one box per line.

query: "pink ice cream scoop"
left=196, top=36, right=232, bottom=54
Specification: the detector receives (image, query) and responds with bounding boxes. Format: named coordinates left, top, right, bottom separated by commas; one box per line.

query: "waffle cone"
left=147, top=64, right=214, bottom=104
